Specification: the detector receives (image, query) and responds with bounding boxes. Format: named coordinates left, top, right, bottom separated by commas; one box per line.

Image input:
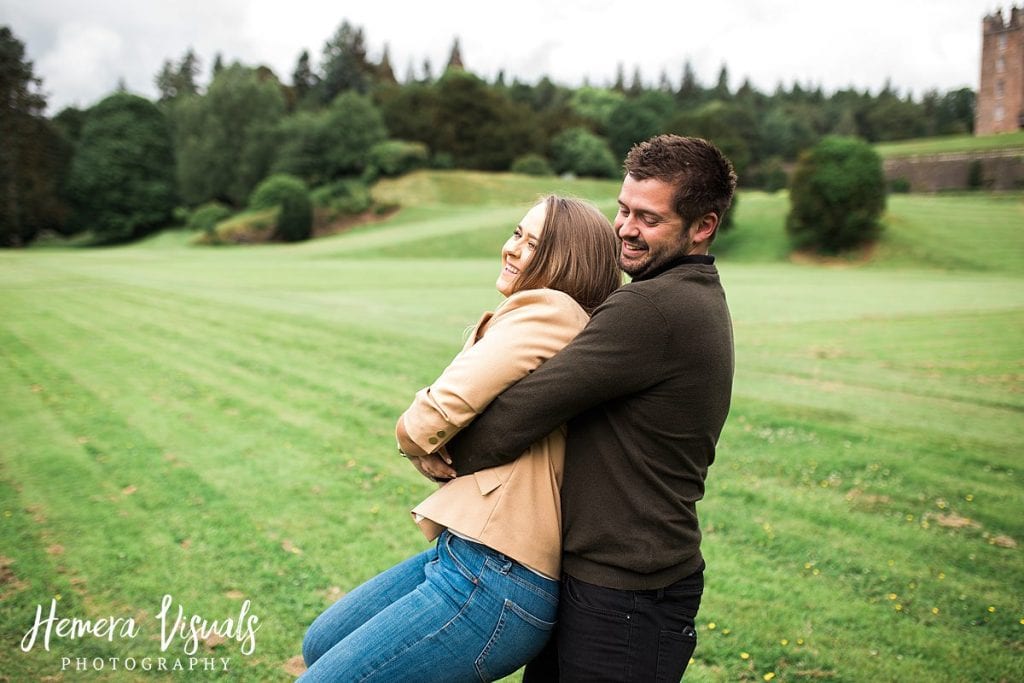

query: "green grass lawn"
left=874, top=130, right=1024, bottom=158
left=1, top=173, right=1022, bottom=681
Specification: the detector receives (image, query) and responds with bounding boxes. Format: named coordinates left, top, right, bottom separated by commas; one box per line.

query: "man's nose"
left=617, top=217, right=639, bottom=238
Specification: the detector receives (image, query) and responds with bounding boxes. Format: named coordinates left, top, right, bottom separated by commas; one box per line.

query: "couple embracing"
left=301, top=135, right=737, bottom=682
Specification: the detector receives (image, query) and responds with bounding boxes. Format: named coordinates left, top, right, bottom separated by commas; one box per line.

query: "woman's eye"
left=527, top=242, right=537, bottom=250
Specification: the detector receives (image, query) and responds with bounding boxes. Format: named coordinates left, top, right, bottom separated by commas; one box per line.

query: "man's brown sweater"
left=448, top=255, right=734, bottom=590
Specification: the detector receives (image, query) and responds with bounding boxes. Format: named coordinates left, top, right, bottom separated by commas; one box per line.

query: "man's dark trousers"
left=523, top=565, right=704, bottom=682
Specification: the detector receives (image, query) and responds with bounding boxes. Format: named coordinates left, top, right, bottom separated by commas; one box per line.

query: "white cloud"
left=36, top=22, right=126, bottom=109
left=1, top=0, right=999, bottom=113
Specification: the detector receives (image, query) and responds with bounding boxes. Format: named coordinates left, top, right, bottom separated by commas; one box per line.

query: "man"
left=416, top=134, right=736, bottom=681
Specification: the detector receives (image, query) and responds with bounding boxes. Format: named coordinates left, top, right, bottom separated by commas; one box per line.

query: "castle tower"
left=977, top=7, right=1024, bottom=135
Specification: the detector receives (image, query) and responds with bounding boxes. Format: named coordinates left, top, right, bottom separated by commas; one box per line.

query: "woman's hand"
left=408, top=453, right=457, bottom=482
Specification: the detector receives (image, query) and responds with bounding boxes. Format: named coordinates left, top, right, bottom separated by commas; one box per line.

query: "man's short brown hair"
left=624, top=135, right=738, bottom=235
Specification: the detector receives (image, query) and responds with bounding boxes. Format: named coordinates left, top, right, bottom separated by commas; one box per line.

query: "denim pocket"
left=655, top=626, right=697, bottom=682
left=442, top=532, right=481, bottom=585
left=474, top=599, right=555, bottom=682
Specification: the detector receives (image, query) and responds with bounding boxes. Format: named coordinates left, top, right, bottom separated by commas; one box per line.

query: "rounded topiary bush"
left=510, top=154, right=554, bottom=177
left=785, top=136, right=886, bottom=255
left=249, top=174, right=312, bottom=242
left=275, top=191, right=313, bottom=242
left=249, top=174, right=308, bottom=211
left=187, top=202, right=234, bottom=232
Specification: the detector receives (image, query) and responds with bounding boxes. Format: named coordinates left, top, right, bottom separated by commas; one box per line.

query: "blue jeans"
left=301, top=530, right=559, bottom=682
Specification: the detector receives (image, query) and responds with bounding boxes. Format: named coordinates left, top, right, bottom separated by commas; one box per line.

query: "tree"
left=0, top=27, right=69, bottom=246
left=172, top=63, right=286, bottom=206
left=666, top=100, right=756, bottom=180
left=569, top=86, right=625, bottom=133
left=713, top=64, right=731, bottom=100
left=606, top=91, right=674, bottom=160
left=430, top=70, right=542, bottom=170
left=378, top=82, right=440, bottom=148
left=272, top=91, right=387, bottom=183
left=376, top=45, right=397, bottom=84
left=446, top=37, right=464, bottom=71
left=65, top=92, right=177, bottom=242
left=676, top=60, right=703, bottom=105
left=155, top=48, right=201, bottom=101
left=291, top=50, right=317, bottom=106
left=318, top=21, right=372, bottom=101
left=550, top=127, right=619, bottom=178
left=786, top=136, right=886, bottom=254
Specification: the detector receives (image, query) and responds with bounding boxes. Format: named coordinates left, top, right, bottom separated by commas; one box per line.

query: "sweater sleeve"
left=448, top=288, right=669, bottom=474
left=399, top=289, right=588, bottom=454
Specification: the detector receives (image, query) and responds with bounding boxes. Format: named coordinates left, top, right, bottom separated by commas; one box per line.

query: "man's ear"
left=690, top=212, right=719, bottom=248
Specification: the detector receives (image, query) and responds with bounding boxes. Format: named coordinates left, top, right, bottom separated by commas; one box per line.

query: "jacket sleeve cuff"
left=401, top=387, right=471, bottom=453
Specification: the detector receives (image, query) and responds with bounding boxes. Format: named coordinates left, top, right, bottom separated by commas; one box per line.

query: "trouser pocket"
left=656, top=624, right=697, bottom=682
left=475, top=598, right=556, bottom=682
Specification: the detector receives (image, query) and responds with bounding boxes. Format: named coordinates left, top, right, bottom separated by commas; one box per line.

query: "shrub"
left=749, top=157, right=788, bottom=192
left=510, top=154, right=554, bottom=176
left=550, top=127, right=619, bottom=178
left=193, top=208, right=277, bottom=245
left=310, top=179, right=372, bottom=216
left=888, top=177, right=912, bottom=193
left=366, top=140, right=429, bottom=179
left=187, top=202, right=233, bottom=232
left=967, top=160, right=984, bottom=189
left=249, top=174, right=308, bottom=211
left=785, top=136, right=887, bottom=255
left=275, top=192, right=313, bottom=242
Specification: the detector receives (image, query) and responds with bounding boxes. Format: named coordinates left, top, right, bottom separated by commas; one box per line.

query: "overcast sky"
left=2, top=0, right=1003, bottom=114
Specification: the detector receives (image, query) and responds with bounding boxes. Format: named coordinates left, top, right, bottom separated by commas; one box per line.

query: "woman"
left=300, top=195, right=620, bottom=682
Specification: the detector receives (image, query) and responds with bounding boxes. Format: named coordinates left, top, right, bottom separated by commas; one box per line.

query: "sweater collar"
left=630, top=254, right=716, bottom=282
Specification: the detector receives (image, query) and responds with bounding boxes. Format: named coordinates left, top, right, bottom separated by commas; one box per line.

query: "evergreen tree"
left=318, top=21, right=371, bottom=101
left=713, top=64, right=730, bottom=100
left=376, top=44, right=396, bottom=84
left=0, top=26, right=67, bottom=246
left=628, top=66, right=644, bottom=96
left=612, top=63, right=626, bottom=92
left=155, top=48, right=202, bottom=101
left=446, top=37, right=464, bottom=71
left=677, top=60, right=702, bottom=104
left=291, top=50, right=317, bottom=103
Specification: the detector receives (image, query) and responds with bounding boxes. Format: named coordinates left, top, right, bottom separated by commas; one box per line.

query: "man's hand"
left=407, top=453, right=457, bottom=482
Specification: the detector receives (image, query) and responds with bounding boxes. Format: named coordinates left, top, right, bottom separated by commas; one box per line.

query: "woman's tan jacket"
left=399, top=288, right=589, bottom=578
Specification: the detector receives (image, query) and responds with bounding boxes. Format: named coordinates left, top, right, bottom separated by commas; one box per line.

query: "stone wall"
left=883, top=150, right=1024, bottom=192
